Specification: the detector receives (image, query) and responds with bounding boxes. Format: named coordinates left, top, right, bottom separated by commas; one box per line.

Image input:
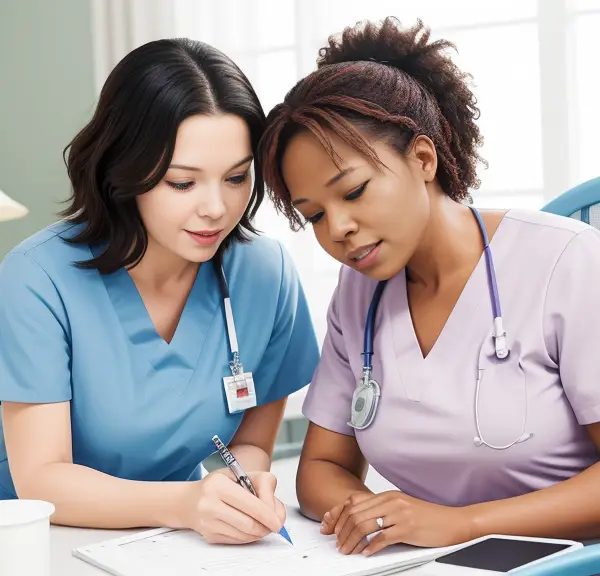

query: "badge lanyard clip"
left=217, top=262, right=257, bottom=413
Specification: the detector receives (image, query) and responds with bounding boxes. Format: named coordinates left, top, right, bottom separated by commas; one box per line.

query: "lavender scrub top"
left=303, top=209, right=600, bottom=507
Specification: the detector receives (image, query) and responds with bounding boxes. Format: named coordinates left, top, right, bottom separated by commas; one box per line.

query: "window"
left=172, top=0, right=600, bottom=346
left=570, top=13, right=600, bottom=183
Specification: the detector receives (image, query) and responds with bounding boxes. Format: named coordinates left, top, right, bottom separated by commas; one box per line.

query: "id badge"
left=223, top=372, right=257, bottom=414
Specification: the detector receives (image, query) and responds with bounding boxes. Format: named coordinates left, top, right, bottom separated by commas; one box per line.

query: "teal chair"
left=511, top=544, right=600, bottom=575
left=532, top=175, right=600, bottom=574
left=541, top=176, right=600, bottom=227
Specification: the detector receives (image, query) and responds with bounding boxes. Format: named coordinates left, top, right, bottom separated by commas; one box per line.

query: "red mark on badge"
left=236, top=387, right=249, bottom=398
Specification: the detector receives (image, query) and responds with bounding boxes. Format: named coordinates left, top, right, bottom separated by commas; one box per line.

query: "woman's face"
left=281, top=129, right=438, bottom=280
left=136, top=114, right=254, bottom=264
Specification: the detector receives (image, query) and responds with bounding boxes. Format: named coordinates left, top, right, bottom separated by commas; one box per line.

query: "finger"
left=333, top=502, right=353, bottom=539
left=274, top=499, right=287, bottom=524
left=207, top=519, right=263, bottom=544
left=253, top=474, right=277, bottom=510
left=321, top=505, right=342, bottom=535
left=350, top=536, right=370, bottom=556
left=217, top=500, right=270, bottom=539
left=221, top=480, right=283, bottom=534
left=203, top=531, right=252, bottom=545
left=334, top=493, right=378, bottom=539
left=361, top=528, right=395, bottom=557
left=336, top=499, right=390, bottom=548
left=321, top=511, right=333, bottom=534
left=339, top=517, right=383, bottom=555
left=341, top=492, right=392, bottom=518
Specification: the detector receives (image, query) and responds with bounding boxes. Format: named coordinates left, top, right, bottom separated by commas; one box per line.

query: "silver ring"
left=376, top=517, right=384, bottom=529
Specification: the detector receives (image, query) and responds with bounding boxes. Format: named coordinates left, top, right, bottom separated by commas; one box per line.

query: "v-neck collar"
left=91, top=244, right=221, bottom=394
left=386, top=210, right=510, bottom=401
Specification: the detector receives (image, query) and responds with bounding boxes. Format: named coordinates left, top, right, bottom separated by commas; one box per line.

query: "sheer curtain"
left=90, top=0, right=175, bottom=94
left=90, top=0, right=600, bottom=352
left=169, top=0, right=600, bottom=349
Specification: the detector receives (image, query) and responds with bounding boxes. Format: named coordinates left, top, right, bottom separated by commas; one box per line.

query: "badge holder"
left=218, top=268, right=257, bottom=414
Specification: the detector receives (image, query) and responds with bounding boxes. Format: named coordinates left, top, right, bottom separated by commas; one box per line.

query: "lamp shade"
left=0, top=190, right=28, bottom=222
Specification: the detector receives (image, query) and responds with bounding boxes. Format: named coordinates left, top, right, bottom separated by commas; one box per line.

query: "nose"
left=328, top=208, right=358, bottom=242
left=196, top=183, right=227, bottom=221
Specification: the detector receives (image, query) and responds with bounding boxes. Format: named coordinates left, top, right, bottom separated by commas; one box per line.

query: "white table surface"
left=53, top=459, right=597, bottom=576
left=51, top=457, right=438, bottom=575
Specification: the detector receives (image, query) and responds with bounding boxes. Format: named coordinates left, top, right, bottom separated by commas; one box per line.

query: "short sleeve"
left=254, top=243, right=320, bottom=405
left=0, top=252, right=72, bottom=403
left=302, top=272, right=356, bottom=436
left=543, top=229, right=600, bottom=425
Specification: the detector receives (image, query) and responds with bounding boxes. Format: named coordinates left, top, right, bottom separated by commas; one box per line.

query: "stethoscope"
left=348, top=206, right=533, bottom=450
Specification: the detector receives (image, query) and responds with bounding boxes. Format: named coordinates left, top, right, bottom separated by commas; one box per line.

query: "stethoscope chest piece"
left=348, top=369, right=381, bottom=430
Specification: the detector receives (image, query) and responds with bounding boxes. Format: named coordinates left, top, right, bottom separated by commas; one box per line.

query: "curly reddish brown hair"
left=258, top=17, right=485, bottom=230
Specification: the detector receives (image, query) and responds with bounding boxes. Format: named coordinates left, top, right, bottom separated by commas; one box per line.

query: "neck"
left=406, top=194, right=484, bottom=291
left=128, top=237, right=199, bottom=290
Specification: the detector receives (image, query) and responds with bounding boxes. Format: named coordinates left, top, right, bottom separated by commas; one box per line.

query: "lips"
left=185, top=229, right=223, bottom=247
left=186, top=229, right=223, bottom=236
left=347, top=241, right=381, bottom=261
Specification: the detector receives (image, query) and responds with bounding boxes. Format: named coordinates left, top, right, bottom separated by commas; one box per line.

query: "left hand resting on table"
left=320, top=491, right=474, bottom=556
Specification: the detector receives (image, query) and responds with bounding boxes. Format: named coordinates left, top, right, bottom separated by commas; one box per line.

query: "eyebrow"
left=169, top=154, right=253, bottom=172
left=326, top=167, right=356, bottom=187
left=291, top=166, right=356, bottom=207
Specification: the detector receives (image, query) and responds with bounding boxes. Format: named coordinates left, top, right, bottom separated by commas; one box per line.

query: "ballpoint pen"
left=211, top=435, right=293, bottom=545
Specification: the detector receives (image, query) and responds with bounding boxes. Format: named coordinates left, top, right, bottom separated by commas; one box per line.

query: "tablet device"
left=424, top=534, right=582, bottom=575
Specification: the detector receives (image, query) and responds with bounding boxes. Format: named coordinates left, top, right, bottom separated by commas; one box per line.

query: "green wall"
left=0, top=0, right=96, bottom=258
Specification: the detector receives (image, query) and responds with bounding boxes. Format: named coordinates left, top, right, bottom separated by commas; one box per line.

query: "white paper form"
left=76, top=509, right=456, bottom=576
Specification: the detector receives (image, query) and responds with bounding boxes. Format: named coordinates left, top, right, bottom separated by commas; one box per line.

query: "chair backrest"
left=541, top=176, right=600, bottom=230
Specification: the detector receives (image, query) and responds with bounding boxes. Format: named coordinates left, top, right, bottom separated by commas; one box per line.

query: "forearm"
left=20, top=462, right=190, bottom=530
left=229, top=444, right=271, bottom=472
left=297, top=459, right=372, bottom=521
left=465, top=462, right=600, bottom=541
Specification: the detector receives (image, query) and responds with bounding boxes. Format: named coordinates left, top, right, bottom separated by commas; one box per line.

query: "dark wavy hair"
left=259, top=17, right=486, bottom=230
left=61, top=38, right=266, bottom=274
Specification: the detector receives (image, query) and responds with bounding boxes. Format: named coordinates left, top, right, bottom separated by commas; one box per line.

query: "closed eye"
left=305, top=212, right=324, bottom=225
left=166, top=181, right=194, bottom=191
left=345, top=181, right=368, bottom=201
left=227, top=171, right=250, bottom=186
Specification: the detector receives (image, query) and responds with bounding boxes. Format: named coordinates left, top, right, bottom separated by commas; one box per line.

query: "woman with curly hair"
left=259, top=17, right=600, bottom=556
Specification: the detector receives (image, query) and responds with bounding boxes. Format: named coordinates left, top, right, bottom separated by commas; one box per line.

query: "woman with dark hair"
left=0, top=38, right=319, bottom=544
left=259, top=18, right=600, bottom=555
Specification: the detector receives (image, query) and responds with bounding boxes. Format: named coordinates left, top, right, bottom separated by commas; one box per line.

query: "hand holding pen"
left=212, top=435, right=293, bottom=545
left=176, top=441, right=287, bottom=545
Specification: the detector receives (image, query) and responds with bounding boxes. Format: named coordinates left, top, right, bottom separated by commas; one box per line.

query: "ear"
left=409, top=135, right=437, bottom=183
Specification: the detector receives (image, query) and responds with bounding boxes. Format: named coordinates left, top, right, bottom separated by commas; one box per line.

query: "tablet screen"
left=435, top=538, right=572, bottom=572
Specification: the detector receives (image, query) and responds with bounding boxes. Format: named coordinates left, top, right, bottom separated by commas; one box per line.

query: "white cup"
left=0, top=499, right=55, bottom=576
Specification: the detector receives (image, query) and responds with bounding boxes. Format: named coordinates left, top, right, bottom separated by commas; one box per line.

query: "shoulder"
left=330, top=263, right=381, bottom=320
left=223, top=234, right=298, bottom=289
left=2, top=220, right=94, bottom=279
left=501, top=208, right=596, bottom=246
left=495, top=208, right=600, bottom=267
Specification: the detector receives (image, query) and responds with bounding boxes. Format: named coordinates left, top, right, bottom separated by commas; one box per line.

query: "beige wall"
left=0, top=0, right=96, bottom=258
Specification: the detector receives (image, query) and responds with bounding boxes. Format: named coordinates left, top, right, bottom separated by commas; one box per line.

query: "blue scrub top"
left=0, top=222, right=320, bottom=499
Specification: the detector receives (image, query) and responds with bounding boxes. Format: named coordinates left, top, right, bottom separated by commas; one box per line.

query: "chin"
left=180, top=245, right=221, bottom=264
left=348, top=248, right=407, bottom=281
left=357, top=266, right=398, bottom=282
